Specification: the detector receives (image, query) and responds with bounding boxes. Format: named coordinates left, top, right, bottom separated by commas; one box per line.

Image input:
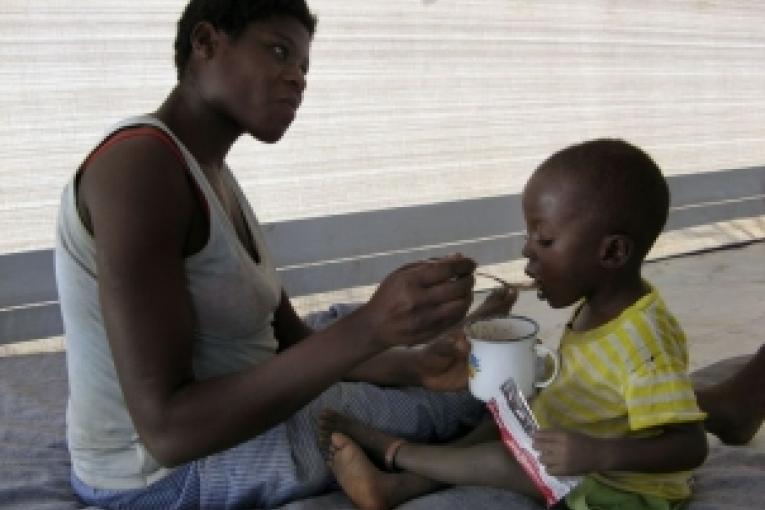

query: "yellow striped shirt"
left=531, top=284, right=706, bottom=500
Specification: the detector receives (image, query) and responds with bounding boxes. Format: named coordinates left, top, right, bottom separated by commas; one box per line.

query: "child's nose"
left=521, top=238, right=533, bottom=259
left=523, top=259, right=536, bottom=279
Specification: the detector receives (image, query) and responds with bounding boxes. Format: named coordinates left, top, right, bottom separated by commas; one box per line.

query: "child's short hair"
left=537, top=139, right=670, bottom=260
left=174, top=0, right=318, bottom=80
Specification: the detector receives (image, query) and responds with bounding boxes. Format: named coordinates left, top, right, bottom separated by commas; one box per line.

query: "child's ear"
left=598, top=234, right=633, bottom=269
left=190, top=21, right=220, bottom=61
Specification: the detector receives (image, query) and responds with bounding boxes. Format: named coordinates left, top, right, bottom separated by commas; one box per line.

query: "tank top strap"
left=80, top=124, right=208, bottom=217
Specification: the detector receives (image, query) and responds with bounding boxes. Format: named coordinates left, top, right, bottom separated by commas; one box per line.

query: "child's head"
left=174, top=0, right=317, bottom=81
left=521, top=138, right=669, bottom=308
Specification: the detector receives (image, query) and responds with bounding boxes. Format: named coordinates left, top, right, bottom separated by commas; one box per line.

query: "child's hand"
left=533, top=429, right=602, bottom=476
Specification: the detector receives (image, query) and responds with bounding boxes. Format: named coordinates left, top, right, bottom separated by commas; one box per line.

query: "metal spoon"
left=475, top=271, right=536, bottom=291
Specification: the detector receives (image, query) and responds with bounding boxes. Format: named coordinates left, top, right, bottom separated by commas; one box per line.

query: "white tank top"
left=55, top=115, right=282, bottom=489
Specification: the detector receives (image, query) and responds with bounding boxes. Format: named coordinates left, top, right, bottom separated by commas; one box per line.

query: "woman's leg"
left=696, top=344, right=765, bottom=445
left=70, top=464, right=200, bottom=510
left=197, top=382, right=484, bottom=509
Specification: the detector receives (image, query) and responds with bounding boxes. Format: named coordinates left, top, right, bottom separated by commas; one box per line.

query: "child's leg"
left=696, top=343, right=765, bottom=445
left=318, top=408, right=499, bottom=468
left=394, top=439, right=540, bottom=495
left=327, top=434, right=444, bottom=510
left=322, top=411, right=541, bottom=510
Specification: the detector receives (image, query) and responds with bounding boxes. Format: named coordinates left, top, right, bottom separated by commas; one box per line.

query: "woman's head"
left=175, top=0, right=317, bottom=81
left=174, top=1, right=317, bottom=143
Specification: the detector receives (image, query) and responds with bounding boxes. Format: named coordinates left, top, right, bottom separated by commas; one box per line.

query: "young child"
left=318, top=139, right=709, bottom=510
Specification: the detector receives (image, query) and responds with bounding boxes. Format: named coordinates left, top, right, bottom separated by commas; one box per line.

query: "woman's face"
left=196, top=16, right=312, bottom=143
left=521, top=172, right=603, bottom=309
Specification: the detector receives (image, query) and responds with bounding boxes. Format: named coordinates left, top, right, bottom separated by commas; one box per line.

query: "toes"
left=319, top=408, right=343, bottom=425
left=326, top=443, right=339, bottom=465
left=326, top=433, right=353, bottom=470
left=317, top=408, right=342, bottom=454
left=331, top=431, right=350, bottom=449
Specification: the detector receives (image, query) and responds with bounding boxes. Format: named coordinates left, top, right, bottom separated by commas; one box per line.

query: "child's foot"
left=326, top=432, right=400, bottom=510
left=697, top=380, right=764, bottom=445
left=318, top=409, right=401, bottom=469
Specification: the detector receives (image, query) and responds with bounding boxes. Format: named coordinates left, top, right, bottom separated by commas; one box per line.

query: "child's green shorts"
left=564, top=476, right=685, bottom=510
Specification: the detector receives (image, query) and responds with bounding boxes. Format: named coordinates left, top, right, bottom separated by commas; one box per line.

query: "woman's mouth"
left=278, top=96, right=300, bottom=111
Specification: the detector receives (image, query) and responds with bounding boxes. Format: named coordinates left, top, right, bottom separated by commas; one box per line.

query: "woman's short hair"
left=174, top=0, right=317, bottom=80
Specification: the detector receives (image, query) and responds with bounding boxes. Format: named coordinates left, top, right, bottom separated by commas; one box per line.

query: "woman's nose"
left=285, top=65, right=307, bottom=94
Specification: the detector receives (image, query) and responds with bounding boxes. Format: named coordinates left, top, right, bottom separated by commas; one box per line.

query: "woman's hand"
left=415, top=331, right=471, bottom=392
left=357, top=254, right=476, bottom=349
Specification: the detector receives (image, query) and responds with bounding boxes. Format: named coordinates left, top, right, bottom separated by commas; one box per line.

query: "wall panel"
left=1, top=0, right=763, bottom=256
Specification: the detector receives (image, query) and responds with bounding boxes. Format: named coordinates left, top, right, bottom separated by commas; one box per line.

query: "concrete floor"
left=515, top=240, right=765, bottom=372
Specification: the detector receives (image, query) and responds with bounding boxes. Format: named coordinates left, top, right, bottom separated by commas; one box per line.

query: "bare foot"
left=319, top=409, right=401, bottom=469
left=696, top=346, right=765, bottom=445
left=326, top=432, right=401, bottom=510
left=697, top=381, right=764, bottom=445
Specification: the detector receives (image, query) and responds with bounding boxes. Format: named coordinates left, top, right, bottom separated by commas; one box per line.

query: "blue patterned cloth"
left=72, top=382, right=484, bottom=509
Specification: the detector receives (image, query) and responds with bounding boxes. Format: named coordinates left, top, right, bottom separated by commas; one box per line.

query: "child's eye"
left=537, top=238, right=554, bottom=247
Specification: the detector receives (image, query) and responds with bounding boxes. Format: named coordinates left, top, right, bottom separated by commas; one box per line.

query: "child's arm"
left=533, top=422, right=708, bottom=476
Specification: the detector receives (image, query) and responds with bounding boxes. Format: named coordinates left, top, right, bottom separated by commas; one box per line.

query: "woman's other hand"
left=358, top=254, right=476, bottom=349
left=470, top=286, right=518, bottom=321
left=415, top=284, right=518, bottom=391
left=415, top=330, right=470, bottom=392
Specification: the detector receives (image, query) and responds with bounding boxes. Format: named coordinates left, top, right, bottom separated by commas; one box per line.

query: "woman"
left=55, top=1, right=490, bottom=508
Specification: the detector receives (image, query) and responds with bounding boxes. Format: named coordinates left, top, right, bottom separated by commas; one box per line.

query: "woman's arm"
left=533, top=421, right=708, bottom=476
left=81, top=139, right=476, bottom=467
left=272, top=290, right=313, bottom=351
left=312, top=285, right=518, bottom=389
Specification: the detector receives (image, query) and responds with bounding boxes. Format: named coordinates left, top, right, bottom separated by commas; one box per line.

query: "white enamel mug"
left=466, top=315, right=559, bottom=401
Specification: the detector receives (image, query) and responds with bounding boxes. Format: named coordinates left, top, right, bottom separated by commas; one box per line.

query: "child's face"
left=521, top=170, right=604, bottom=308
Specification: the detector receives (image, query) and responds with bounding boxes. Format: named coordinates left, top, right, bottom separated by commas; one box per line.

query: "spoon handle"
left=475, top=271, right=536, bottom=290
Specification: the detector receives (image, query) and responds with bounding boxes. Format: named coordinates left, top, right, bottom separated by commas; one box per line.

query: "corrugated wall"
left=1, top=0, right=764, bottom=255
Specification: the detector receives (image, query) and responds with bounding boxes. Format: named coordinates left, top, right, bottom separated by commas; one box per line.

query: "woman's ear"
left=599, top=234, right=633, bottom=269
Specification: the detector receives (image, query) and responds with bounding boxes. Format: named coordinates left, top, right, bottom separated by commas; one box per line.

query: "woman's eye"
left=272, top=44, right=287, bottom=60
left=537, top=238, right=553, bottom=247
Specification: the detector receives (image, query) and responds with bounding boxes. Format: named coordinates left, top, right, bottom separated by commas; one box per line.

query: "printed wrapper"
left=486, top=378, right=581, bottom=508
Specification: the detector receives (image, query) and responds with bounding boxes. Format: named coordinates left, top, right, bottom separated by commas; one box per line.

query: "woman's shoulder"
left=77, top=119, right=198, bottom=241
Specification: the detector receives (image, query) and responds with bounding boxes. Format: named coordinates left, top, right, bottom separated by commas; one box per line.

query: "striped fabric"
left=531, top=283, right=706, bottom=501
left=72, top=381, right=484, bottom=509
